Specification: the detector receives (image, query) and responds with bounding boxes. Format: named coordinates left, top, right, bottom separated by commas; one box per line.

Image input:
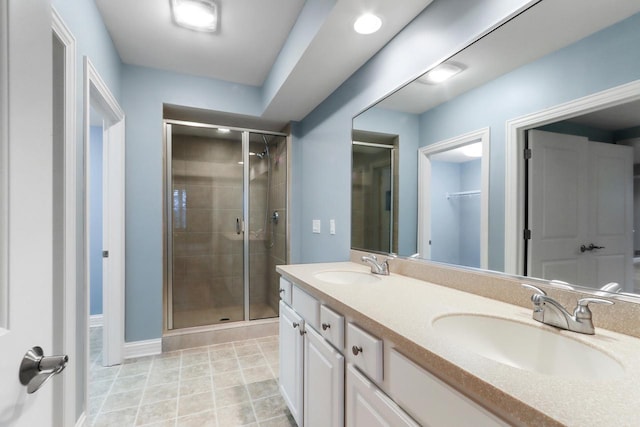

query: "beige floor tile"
left=215, top=401, right=256, bottom=426
left=215, top=384, right=250, bottom=408
left=90, top=379, right=114, bottom=398
left=101, top=389, right=143, bottom=412
left=179, top=376, right=212, bottom=396
left=135, top=399, right=178, bottom=426
left=177, top=410, right=217, bottom=427
left=247, top=379, right=279, bottom=401
left=212, top=357, right=240, bottom=373
left=213, top=370, right=244, bottom=389
left=258, top=341, right=279, bottom=353
left=238, top=353, right=267, bottom=370
left=209, top=347, right=236, bottom=361
left=110, top=374, right=148, bottom=394
left=142, top=383, right=180, bottom=405
left=92, top=407, right=138, bottom=427
left=181, top=351, right=209, bottom=367
left=181, top=362, right=211, bottom=380
left=242, top=365, right=274, bottom=384
left=234, top=343, right=261, bottom=357
left=177, top=391, right=214, bottom=417
left=252, top=395, right=289, bottom=422
left=258, top=414, right=297, bottom=427
left=148, top=368, right=180, bottom=386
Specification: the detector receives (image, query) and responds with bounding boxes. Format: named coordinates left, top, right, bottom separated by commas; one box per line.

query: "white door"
left=304, top=326, right=344, bottom=427
left=528, top=130, right=633, bottom=289
left=0, top=0, right=60, bottom=425
left=346, top=364, right=419, bottom=427
left=279, top=301, right=304, bottom=426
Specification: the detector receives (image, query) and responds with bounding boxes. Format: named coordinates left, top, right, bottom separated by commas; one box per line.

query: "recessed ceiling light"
left=354, top=14, right=382, bottom=35
left=419, top=63, right=463, bottom=84
left=170, top=0, right=218, bottom=32
left=217, top=127, right=230, bottom=133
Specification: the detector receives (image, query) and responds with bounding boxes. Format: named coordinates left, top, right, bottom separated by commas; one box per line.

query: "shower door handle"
left=236, top=218, right=244, bottom=235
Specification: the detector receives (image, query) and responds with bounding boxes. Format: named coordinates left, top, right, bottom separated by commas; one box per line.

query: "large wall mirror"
left=352, top=0, right=640, bottom=297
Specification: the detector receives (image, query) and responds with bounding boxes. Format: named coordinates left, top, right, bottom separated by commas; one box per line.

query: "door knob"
left=580, top=243, right=605, bottom=252
left=19, top=346, right=68, bottom=394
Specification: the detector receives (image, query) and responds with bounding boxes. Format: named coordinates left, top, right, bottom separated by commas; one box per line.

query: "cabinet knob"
left=321, top=323, right=331, bottom=331
left=292, top=322, right=299, bottom=329
left=352, top=345, right=363, bottom=356
left=299, top=329, right=306, bottom=336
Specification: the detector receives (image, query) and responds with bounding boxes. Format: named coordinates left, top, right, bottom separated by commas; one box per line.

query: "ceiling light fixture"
left=170, top=0, right=219, bottom=32
left=354, top=13, right=382, bottom=35
left=419, top=63, right=463, bottom=84
left=460, top=142, right=483, bottom=158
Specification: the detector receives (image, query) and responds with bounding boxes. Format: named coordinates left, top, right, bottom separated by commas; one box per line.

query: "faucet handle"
left=576, top=297, right=613, bottom=308
left=522, top=283, right=547, bottom=296
left=574, top=297, right=613, bottom=320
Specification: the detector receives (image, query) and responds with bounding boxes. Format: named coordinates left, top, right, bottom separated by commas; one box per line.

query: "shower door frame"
left=163, top=119, right=288, bottom=331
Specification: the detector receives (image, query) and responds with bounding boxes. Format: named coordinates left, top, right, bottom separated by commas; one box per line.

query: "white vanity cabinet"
left=279, top=301, right=304, bottom=426
left=279, top=279, right=345, bottom=427
left=346, top=364, right=420, bottom=427
left=304, top=325, right=344, bottom=427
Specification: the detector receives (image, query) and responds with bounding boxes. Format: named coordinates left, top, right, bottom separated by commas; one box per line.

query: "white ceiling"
left=377, top=0, right=640, bottom=115
left=95, top=0, right=433, bottom=124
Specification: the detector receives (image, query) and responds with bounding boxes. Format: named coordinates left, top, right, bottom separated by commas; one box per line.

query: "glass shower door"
left=248, top=133, right=287, bottom=320
left=169, top=124, right=244, bottom=329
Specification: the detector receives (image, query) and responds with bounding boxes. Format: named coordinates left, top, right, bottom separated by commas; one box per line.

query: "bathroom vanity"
left=277, top=258, right=640, bottom=427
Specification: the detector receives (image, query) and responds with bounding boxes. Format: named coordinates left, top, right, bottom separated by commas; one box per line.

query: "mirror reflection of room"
left=351, top=2, right=640, bottom=295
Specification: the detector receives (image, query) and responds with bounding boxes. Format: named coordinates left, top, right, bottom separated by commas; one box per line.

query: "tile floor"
left=88, top=327, right=296, bottom=427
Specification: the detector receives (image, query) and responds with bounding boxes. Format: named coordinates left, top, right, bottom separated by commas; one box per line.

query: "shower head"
left=256, top=151, right=266, bottom=160
left=258, top=135, right=270, bottom=160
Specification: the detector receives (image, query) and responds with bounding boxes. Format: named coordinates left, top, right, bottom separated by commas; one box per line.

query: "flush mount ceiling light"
left=170, top=0, right=219, bottom=32
left=419, top=63, right=463, bottom=84
left=460, top=142, right=483, bottom=158
left=354, top=13, right=382, bottom=35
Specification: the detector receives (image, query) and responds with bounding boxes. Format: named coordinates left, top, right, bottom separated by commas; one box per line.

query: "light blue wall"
left=293, top=0, right=533, bottom=263
left=419, top=11, right=640, bottom=271
left=460, top=160, right=481, bottom=267
left=431, top=161, right=461, bottom=264
left=352, top=107, right=420, bottom=256
left=90, top=126, right=103, bottom=316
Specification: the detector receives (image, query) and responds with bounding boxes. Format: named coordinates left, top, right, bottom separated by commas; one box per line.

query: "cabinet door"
left=304, top=326, right=345, bottom=427
left=346, top=364, right=419, bottom=427
left=279, top=301, right=304, bottom=426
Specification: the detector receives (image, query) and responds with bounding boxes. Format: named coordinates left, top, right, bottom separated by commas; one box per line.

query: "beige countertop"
left=277, top=261, right=640, bottom=427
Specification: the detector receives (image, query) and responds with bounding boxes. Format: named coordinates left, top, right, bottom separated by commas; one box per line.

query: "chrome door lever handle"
left=19, top=346, right=68, bottom=394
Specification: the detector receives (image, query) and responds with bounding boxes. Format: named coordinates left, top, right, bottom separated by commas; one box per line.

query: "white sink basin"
left=313, top=270, right=381, bottom=285
left=432, top=314, right=624, bottom=379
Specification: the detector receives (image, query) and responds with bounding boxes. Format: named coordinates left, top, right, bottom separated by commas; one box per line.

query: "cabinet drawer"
left=292, top=285, right=320, bottom=330
left=320, top=305, right=344, bottom=350
left=279, top=277, right=292, bottom=306
left=346, top=323, right=383, bottom=383
left=389, top=349, right=507, bottom=427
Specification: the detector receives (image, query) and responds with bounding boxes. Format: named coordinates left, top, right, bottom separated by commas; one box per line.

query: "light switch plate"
left=312, top=219, right=321, bottom=233
left=329, top=219, right=336, bottom=235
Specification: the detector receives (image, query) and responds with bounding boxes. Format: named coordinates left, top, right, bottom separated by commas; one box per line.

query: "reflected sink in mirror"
left=432, top=314, right=624, bottom=380
left=313, top=270, right=382, bottom=285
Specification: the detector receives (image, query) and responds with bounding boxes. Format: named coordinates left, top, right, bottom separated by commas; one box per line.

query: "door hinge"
left=524, top=148, right=532, bottom=159
left=102, top=250, right=109, bottom=258
left=523, top=229, right=531, bottom=240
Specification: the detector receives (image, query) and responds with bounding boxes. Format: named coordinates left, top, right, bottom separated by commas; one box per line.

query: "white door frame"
left=418, top=127, right=490, bottom=268
left=52, top=8, right=78, bottom=426
left=504, top=79, right=640, bottom=275
left=83, top=57, right=125, bottom=371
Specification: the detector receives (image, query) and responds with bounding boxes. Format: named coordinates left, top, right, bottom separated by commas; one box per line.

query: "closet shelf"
left=446, top=190, right=480, bottom=199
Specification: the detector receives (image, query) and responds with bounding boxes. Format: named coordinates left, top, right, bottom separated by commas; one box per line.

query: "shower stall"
left=164, top=120, right=287, bottom=330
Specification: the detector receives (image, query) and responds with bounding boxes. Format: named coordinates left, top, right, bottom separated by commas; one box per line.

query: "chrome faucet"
left=522, top=284, right=613, bottom=335
left=361, top=254, right=390, bottom=275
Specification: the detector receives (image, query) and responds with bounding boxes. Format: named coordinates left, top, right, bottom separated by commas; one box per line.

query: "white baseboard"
left=89, top=314, right=103, bottom=328
left=75, top=412, right=87, bottom=427
left=124, top=338, right=162, bottom=359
